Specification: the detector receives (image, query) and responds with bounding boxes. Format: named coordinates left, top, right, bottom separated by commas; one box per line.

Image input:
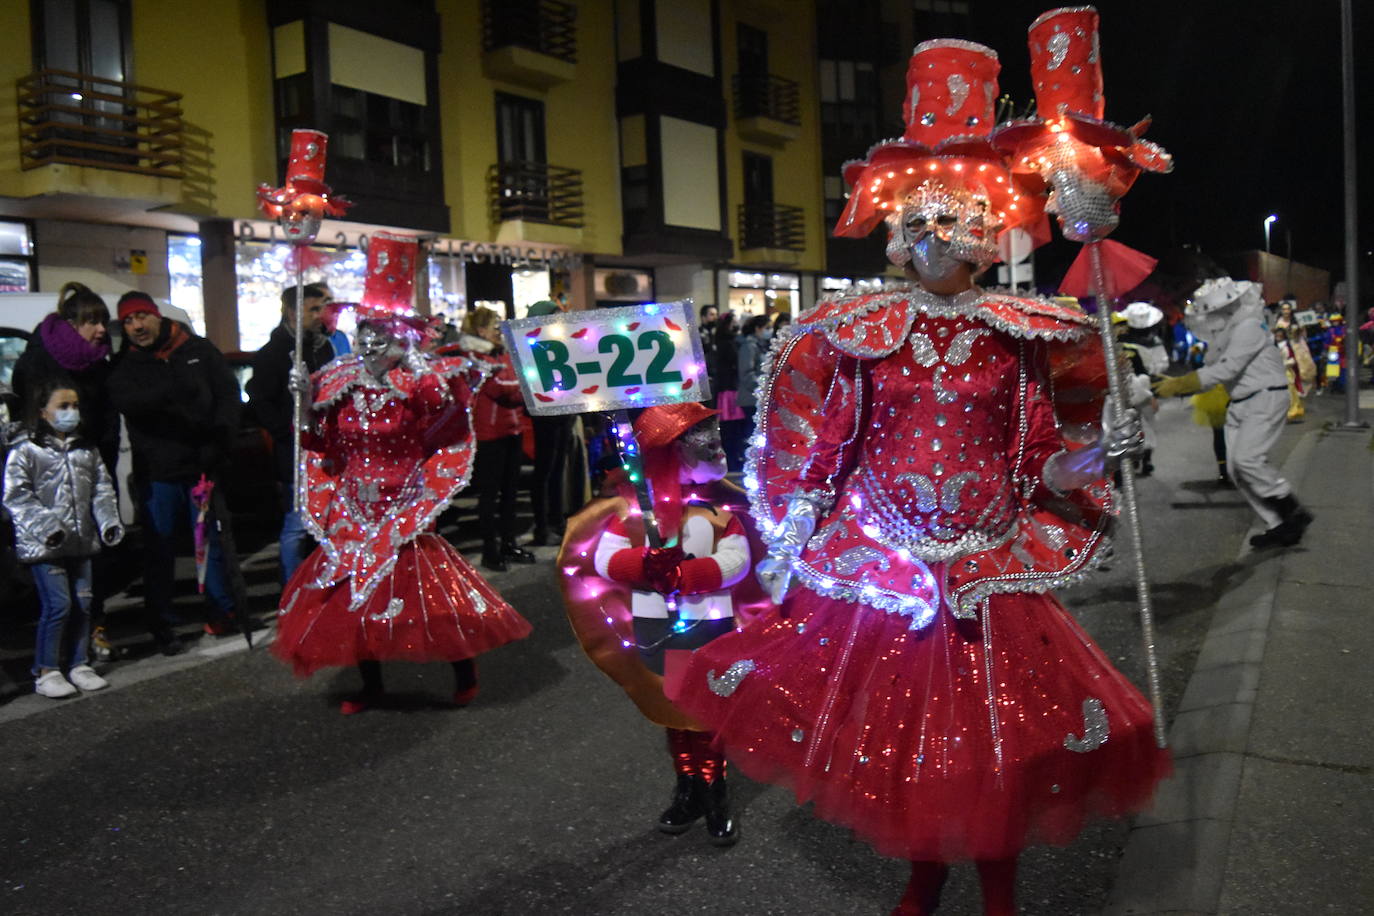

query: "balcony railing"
left=489, top=160, right=584, bottom=227
left=739, top=202, right=805, bottom=251
left=17, top=69, right=184, bottom=179
left=481, top=0, right=578, bottom=64
left=732, top=73, right=801, bottom=126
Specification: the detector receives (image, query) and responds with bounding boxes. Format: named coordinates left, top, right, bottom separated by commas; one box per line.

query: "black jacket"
left=246, top=323, right=335, bottom=485
left=107, top=320, right=242, bottom=484
left=12, top=335, right=120, bottom=474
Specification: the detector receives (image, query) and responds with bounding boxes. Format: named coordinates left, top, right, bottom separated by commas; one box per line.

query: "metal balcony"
left=488, top=160, right=584, bottom=228
left=17, top=69, right=184, bottom=179
left=732, top=72, right=801, bottom=146
left=738, top=202, right=805, bottom=253
left=481, top=0, right=578, bottom=63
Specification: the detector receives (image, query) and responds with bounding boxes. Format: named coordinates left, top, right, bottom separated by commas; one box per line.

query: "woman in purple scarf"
left=12, top=283, right=119, bottom=473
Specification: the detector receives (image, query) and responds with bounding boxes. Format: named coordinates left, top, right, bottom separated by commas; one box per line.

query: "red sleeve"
left=481, top=352, right=526, bottom=409
left=676, top=515, right=747, bottom=595
left=601, top=514, right=647, bottom=585
left=797, top=354, right=866, bottom=498
left=1016, top=341, right=1080, bottom=500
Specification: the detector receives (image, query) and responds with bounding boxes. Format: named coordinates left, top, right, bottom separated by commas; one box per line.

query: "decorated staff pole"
left=256, top=129, right=351, bottom=508
left=504, top=300, right=713, bottom=629
left=991, top=5, right=1175, bottom=747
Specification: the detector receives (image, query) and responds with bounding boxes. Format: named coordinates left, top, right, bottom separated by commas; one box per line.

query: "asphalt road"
left=0, top=392, right=1326, bottom=915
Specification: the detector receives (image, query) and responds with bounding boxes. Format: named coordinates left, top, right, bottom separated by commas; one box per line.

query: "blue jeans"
left=279, top=508, right=310, bottom=585
left=31, top=558, right=93, bottom=675
left=141, top=480, right=236, bottom=628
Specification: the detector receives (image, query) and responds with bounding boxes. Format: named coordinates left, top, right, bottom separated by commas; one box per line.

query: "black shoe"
left=481, top=542, right=508, bottom=572
left=1249, top=526, right=1288, bottom=549
left=1264, top=495, right=1314, bottom=546
left=152, top=629, right=185, bottom=656
left=702, top=775, right=739, bottom=846
left=657, top=774, right=705, bottom=834
left=502, top=542, right=537, bottom=564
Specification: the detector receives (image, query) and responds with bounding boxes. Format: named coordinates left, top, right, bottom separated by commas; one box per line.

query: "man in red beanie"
left=107, top=291, right=243, bottom=654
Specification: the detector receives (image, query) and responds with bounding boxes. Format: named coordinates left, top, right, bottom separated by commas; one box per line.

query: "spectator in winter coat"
left=11, top=282, right=119, bottom=476
left=731, top=315, right=771, bottom=468
left=698, top=304, right=719, bottom=408
left=106, top=292, right=243, bottom=654
left=246, top=282, right=335, bottom=584
left=450, top=306, right=535, bottom=572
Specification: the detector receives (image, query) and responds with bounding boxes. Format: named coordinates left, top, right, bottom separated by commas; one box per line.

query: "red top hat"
left=633, top=403, right=718, bottom=450
left=834, top=39, right=1038, bottom=241
left=992, top=7, right=1172, bottom=174
left=256, top=128, right=351, bottom=221
left=285, top=129, right=331, bottom=196
left=361, top=232, right=419, bottom=313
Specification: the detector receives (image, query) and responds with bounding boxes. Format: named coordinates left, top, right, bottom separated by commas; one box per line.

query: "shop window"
left=0, top=221, right=36, bottom=293
left=167, top=233, right=204, bottom=336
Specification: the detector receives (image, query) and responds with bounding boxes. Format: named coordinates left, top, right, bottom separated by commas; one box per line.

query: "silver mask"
left=355, top=324, right=405, bottom=379
left=885, top=179, right=999, bottom=271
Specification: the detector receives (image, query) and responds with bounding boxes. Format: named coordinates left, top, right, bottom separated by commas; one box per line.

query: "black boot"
left=702, top=775, right=739, bottom=846
left=481, top=539, right=508, bottom=572
left=657, top=774, right=705, bottom=834
left=1138, top=450, right=1154, bottom=478
left=502, top=540, right=537, bottom=564
left=1249, top=495, right=1313, bottom=549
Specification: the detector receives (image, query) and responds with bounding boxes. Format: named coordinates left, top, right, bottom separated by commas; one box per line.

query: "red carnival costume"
left=558, top=403, right=769, bottom=844
left=273, top=234, right=531, bottom=708
left=668, top=33, right=1169, bottom=915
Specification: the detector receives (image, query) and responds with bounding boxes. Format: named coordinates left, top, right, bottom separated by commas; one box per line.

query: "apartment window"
left=496, top=92, right=547, bottom=164
left=32, top=0, right=132, bottom=81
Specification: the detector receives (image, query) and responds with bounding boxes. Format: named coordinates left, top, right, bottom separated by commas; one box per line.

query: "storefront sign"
left=503, top=300, right=710, bottom=416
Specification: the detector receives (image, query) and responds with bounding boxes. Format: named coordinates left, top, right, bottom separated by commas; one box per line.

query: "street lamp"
left=1264, top=214, right=1277, bottom=253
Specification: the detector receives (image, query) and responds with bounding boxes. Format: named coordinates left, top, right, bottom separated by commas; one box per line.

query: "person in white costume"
left=1153, top=278, right=1313, bottom=547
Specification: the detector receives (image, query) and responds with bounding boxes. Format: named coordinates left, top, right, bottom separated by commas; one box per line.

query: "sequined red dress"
left=272, top=355, right=531, bottom=676
left=671, top=286, right=1170, bottom=862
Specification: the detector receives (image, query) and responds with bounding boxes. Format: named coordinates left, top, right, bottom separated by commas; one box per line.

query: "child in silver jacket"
left=3, top=377, right=122, bottom=698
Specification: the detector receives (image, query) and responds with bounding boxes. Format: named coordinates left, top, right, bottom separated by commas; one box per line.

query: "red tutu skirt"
left=671, top=589, right=1170, bottom=862
left=272, top=533, right=532, bottom=677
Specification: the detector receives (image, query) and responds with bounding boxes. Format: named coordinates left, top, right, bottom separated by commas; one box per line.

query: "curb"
left=1103, top=428, right=1320, bottom=915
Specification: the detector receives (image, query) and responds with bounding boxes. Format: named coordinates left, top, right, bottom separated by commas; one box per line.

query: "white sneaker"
left=35, top=670, right=78, bottom=698
left=68, top=665, right=109, bottom=692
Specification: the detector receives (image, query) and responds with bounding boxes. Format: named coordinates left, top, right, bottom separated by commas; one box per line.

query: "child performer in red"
left=558, top=403, right=767, bottom=845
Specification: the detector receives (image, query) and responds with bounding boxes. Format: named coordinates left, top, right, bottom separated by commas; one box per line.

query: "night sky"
left=939, top=0, right=1372, bottom=283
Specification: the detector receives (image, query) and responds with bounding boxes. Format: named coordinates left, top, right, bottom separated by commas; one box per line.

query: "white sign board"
left=502, top=300, right=711, bottom=416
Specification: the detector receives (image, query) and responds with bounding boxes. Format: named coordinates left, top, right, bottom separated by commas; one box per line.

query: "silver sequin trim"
left=706, top=659, right=756, bottom=697
left=831, top=545, right=892, bottom=575
left=369, top=597, right=405, bottom=622
left=1063, top=698, right=1109, bottom=753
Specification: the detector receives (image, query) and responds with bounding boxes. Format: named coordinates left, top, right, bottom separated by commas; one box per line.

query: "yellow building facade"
left=0, top=0, right=829, bottom=355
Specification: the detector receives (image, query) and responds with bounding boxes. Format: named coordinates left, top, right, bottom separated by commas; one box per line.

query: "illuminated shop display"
left=235, top=242, right=366, bottom=351
left=167, top=235, right=205, bottom=335
left=726, top=270, right=798, bottom=319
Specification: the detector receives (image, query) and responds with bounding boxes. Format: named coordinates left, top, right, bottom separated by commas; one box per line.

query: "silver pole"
left=1340, top=0, right=1362, bottom=426
left=291, top=255, right=305, bottom=508
left=1089, top=242, right=1168, bottom=748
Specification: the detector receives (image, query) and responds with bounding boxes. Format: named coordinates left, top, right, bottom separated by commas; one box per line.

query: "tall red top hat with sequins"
left=834, top=39, right=1040, bottom=247
left=992, top=6, right=1172, bottom=174
left=361, top=231, right=418, bottom=313
left=256, top=128, right=351, bottom=225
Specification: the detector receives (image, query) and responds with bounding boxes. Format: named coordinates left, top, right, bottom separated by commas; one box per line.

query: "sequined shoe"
left=453, top=685, right=479, bottom=707
left=340, top=694, right=380, bottom=715
left=656, top=774, right=705, bottom=834
left=702, top=776, right=739, bottom=846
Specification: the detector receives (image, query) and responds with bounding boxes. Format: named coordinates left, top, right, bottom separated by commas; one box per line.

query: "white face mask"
left=51, top=408, right=80, bottom=433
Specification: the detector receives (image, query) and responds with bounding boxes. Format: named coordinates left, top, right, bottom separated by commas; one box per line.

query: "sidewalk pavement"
left=1107, top=406, right=1374, bottom=914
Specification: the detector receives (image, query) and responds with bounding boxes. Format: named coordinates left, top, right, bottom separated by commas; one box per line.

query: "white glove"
left=755, top=495, right=821, bottom=604
left=402, top=346, right=431, bottom=376
left=287, top=361, right=311, bottom=398
left=1102, top=406, right=1145, bottom=461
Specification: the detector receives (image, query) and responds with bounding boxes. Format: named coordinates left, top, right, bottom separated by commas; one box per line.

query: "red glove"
left=642, top=544, right=685, bottom=595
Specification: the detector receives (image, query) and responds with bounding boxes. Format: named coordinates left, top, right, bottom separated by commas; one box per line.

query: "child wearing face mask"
left=2, top=379, right=123, bottom=698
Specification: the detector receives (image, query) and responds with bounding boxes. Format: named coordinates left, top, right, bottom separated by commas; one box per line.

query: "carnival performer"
left=1117, top=303, right=1167, bottom=477
left=558, top=403, right=767, bottom=845
left=272, top=236, right=531, bottom=713
left=670, top=36, right=1170, bottom=916
left=1154, top=277, right=1313, bottom=548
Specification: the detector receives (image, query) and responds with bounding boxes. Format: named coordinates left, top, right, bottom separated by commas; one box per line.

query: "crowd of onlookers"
left=0, top=282, right=791, bottom=702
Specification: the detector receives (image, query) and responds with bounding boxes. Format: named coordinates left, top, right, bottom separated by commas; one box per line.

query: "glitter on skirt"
left=672, top=587, right=1171, bottom=862
left=272, top=533, right=531, bottom=677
